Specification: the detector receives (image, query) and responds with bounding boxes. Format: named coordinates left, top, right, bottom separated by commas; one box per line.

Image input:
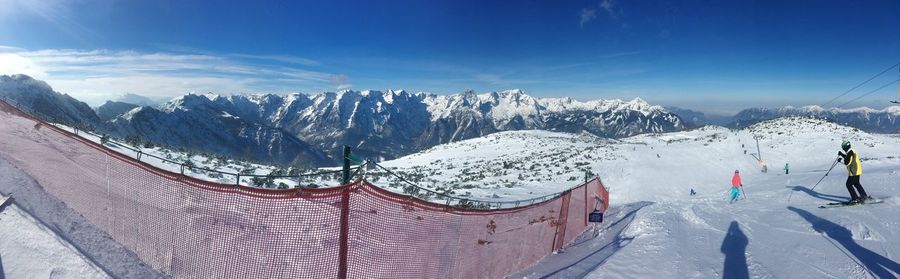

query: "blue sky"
left=0, top=0, right=898, bottom=115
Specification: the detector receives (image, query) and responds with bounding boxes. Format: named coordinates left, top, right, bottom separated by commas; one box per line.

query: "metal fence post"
left=341, top=145, right=351, bottom=185
left=337, top=187, right=351, bottom=279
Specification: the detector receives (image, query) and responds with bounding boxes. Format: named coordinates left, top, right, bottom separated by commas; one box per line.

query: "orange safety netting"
left=0, top=100, right=609, bottom=278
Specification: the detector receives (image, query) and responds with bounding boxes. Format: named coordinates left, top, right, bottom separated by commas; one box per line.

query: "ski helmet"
left=735, top=170, right=739, bottom=173
left=841, top=140, right=851, bottom=151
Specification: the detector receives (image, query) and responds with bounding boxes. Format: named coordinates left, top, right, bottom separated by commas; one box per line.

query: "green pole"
left=342, top=145, right=351, bottom=185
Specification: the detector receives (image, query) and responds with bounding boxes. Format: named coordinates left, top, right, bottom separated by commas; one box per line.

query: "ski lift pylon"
left=893, top=66, right=900, bottom=104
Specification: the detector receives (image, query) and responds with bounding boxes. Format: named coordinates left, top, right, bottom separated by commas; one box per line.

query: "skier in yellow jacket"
left=837, top=140, right=868, bottom=204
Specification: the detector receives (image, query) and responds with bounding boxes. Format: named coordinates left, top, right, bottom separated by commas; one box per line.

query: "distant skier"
left=784, top=163, right=789, bottom=175
left=690, top=188, right=696, bottom=196
left=730, top=170, right=743, bottom=203
left=838, top=140, right=868, bottom=203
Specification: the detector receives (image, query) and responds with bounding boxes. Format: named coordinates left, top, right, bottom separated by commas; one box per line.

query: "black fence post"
left=341, top=145, right=351, bottom=185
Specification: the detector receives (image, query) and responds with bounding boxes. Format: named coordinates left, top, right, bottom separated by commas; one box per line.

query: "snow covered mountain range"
left=729, top=106, right=900, bottom=132
left=0, top=75, right=686, bottom=166
left=115, top=89, right=685, bottom=165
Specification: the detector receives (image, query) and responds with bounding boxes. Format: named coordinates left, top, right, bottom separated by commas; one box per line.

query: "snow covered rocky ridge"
left=0, top=74, right=101, bottom=128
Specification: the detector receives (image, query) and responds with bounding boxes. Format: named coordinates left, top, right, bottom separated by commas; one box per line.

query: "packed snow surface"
left=0, top=203, right=108, bottom=278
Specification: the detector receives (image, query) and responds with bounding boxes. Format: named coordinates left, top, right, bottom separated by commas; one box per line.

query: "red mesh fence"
left=0, top=100, right=610, bottom=278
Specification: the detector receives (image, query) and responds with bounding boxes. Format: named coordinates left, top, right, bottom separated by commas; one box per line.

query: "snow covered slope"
left=378, top=116, right=900, bottom=278
left=377, top=130, right=617, bottom=201
left=0, top=203, right=109, bottom=278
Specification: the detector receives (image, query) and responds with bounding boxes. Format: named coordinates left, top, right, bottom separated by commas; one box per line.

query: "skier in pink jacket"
left=730, top=170, right=743, bottom=203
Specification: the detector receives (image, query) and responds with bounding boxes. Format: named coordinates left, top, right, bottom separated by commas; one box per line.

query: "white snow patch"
left=0, top=204, right=109, bottom=278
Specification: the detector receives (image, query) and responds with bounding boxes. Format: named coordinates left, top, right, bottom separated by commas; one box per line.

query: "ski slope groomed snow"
left=0, top=202, right=108, bottom=278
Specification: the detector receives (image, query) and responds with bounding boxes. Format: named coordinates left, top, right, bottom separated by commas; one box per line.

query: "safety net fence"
left=0, top=99, right=609, bottom=278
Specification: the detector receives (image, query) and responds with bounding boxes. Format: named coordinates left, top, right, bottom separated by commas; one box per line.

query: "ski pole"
left=741, top=186, right=748, bottom=200
left=810, top=159, right=841, bottom=192
left=789, top=158, right=840, bottom=203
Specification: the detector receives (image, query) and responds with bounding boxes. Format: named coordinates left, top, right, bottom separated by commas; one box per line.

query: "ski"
left=819, top=199, right=883, bottom=208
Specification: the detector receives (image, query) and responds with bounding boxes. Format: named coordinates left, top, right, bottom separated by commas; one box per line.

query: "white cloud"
left=48, top=75, right=253, bottom=105
left=600, top=0, right=618, bottom=19
left=153, top=44, right=321, bottom=66
left=580, top=0, right=620, bottom=27
left=229, top=54, right=320, bottom=66
left=579, top=8, right=597, bottom=28
left=0, top=47, right=345, bottom=105
left=0, top=53, right=48, bottom=78
left=329, top=74, right=352, bottom=90
left=475, top=73, right=503, bottom=84
left=0, top=45, right=25, bottom=52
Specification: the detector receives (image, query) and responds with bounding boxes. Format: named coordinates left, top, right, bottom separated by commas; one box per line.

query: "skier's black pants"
left=845, top=176, right=867, bottom=200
